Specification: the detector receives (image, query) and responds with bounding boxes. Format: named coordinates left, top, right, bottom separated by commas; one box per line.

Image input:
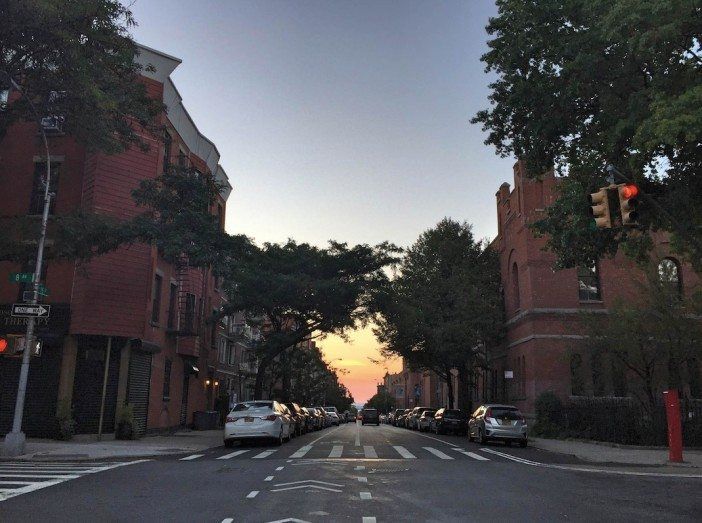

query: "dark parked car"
left=284, top=402, right=306, bottom=436
left=305, top=406, right=323, bottom=430
left=361, top=408, right=380, bottom=425
left=432, top=408, right=468, bottom=435
left=391, top=409, right=405, bottom=426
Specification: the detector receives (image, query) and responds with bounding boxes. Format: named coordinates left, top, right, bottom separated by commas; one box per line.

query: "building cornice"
left=506, top=307, right=608, bottom=327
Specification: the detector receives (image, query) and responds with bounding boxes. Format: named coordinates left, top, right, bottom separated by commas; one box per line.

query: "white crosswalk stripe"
left=180, top=454, right=204, bottom=461
left=0, top=461, right=143, bottom=502
left=422, top=447, right=454, bottom=460
left=216, top=450, right=249, bottom=460
left=328, top=445, right=343, bottom=458
left=392, top=446, right=417, bottom=459
left=452, top=448, right=490, bottom=461
left=289, top=445, right=312, bottom=458
left=363, top=445, right=378, bottom=459
left=252, top=450, right=278, bottom=459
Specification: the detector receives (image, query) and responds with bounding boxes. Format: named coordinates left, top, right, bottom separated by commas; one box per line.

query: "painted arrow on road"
left=273, top=480, right=343, bottom=487
left=271, top=485, right=342, bottom=493
left=270, top=480, right=344, bottom=493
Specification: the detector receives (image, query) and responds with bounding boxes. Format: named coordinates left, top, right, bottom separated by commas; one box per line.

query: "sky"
left=124, top=0, right=516, bottom=403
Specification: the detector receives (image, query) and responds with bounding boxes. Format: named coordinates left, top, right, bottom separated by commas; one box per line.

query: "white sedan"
left=224, top=400, right=292, bottom=447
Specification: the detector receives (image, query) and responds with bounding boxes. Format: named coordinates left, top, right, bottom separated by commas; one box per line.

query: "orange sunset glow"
left=319, top=324, right=402, bottom=404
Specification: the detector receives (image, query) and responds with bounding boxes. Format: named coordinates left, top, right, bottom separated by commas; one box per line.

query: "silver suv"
left=468, top=404, right=527, bottom=447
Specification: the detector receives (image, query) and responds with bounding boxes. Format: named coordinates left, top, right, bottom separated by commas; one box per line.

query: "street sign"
left=504, top=370, right=514, bottom=379
left=8, top=272, right=35, bottom=283
left=11, top=304, right=50, bottom=318
left=21, top=285, right=49, bottom=302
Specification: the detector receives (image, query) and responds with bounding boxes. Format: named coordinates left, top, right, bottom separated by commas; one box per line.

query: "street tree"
left=582, top=264, right=702, bottom=417
left=374, top=219, right=504, bottom=410
left=363, top=389, right=396, bottom=414
left=222, top=240, right=400, bottom=399
left=473, top=0, right=702, bottom=269
left=1, top=0, right=162, bottom=153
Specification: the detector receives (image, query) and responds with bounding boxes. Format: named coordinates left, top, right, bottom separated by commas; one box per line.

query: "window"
left=578, top=263, right=601, bottom=301
left=29, top=162, right=60, bottom=215
left=570, top=354, right=584, bottom=395
left=218, top=339, right=226, bottom=364
left=151, top=274, right=163, bottom=324
left=184, top=293, right=196, bottom=332
left=167, top=283, right=178, bottom=329
left=211, top=309, right=219, bottom=348
left=163, top=131, right=172, bottom=172
left=658, top=258, right=682, bottom=297
left=591, top=350, right=605, bottom=397
left=611, top=359, right=627, bottom=397
left=511, top=262, right=520, bottom=311
left=177, top=150, right=187, bottom=167
left=163, top=358, right=172, bottom=401
left=0, top=89, right=8, bottom=110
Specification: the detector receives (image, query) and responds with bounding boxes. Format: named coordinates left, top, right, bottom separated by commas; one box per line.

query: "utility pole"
left=2, top=73, right=53, bottom=457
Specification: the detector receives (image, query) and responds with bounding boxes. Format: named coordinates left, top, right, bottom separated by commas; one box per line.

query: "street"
left=1, top=421, right=699, bottom=522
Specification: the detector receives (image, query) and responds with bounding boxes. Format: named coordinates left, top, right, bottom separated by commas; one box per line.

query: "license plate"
left=245, top=417, right=254, bottom=422
left=500, top=419, right=512, bottom=425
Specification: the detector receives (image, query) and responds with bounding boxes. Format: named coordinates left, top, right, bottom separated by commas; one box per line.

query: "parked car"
left=315, top=407, right=330, bottom=427
left=406, top=407, right=431, bottom=430
left=223, top=400, right=292, bottom=447
left=433, top=408, right=468, bottom=435
left=300, top=407, right=315, bottom=432
left=284, top=402, right=306, bottom=436
left=305, top=406, right=323, bottom=430
left=391, top=409, right=405, bottom=426
left=417, top=409, right=436, bottom=432
left=396, top=410, right=409, bottom=427
left=468, top=404, right=528, bottom=447
left=324, top=406, right=341, bottom=426
left=361, top=408, right=380, bottom=425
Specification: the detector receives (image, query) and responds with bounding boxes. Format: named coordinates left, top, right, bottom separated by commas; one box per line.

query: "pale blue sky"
left=125, top=0, right=515, bottom=249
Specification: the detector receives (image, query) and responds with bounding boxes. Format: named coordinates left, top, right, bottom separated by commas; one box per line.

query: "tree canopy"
left=0, top=0, right=162, bottom=153
left=473, top=0, right=702, bottom=269
left=374, top=219, right=503, bottom=408
left=363, top=388, right=396, bottom=414
left=222, top=240, right=400, bottom=399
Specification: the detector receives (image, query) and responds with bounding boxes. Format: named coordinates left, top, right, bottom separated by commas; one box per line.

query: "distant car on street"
left=468, top=404, right=528, bottom=447
left=361, top=408, right=380, bottom=425
left=417, top=409, right=436, bottom=432
left=324, top=406, right=341, bottom=426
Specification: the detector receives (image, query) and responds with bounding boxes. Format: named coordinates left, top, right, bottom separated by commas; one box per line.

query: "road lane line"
left=363, top=445, right=378, bottom=459
left=355, top=465, right=365, bottom=471
left=355, top=422, right=361, bottom=446
left=275, top=466, right=284, bottom=471
left=252, top=450, right=278, bottom=459
left=357, top=476, right=368, bottom=483
left=289, top=445, right=313, bottom=458
left=423, top=447, right=454, bottom=460
left=179, top=454, right=204, bottom=461
left=264, top=476, right=274, bottom=481
left=362, top=518, right=377, bottom=523
left=246, top=491, right=259, bottom=499
left=479, top=447, right=539, bottom=465
left=392, top=446, right=417, bottom=459
left=329, top=445, right=343, bottom=458
left=360, top=491, right=372, bottom=500
left=216, top=450, right=249, bottom=460
left=222, top=519, right=234, bottom=523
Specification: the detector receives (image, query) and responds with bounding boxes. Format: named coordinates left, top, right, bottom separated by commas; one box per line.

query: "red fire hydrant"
left=662, top=389, right=683, bottom=463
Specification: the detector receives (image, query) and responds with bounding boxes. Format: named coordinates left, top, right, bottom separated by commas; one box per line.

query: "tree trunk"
left=457, top=361, right=473, bottom=414
left=254, top=354, right=274, bottom=400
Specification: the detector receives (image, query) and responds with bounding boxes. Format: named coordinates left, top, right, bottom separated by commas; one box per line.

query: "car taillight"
left=226, top=416, right=236, bottom=423
left=264, top=414, right=277, bottom=421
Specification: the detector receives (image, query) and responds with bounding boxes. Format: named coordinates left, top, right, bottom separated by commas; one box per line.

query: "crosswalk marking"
left=289, top=445, right=313, bottom=458
left=0, top=460, right=144, bottom=502
left=363, top=446, right=378, bottom=459
left=180, top=454, right=204, bottom=461
left=452, top=449, right=490, bottom=461
left=423, top=447, right=454, bottom=460
left=216, top=450, right=249, bottom=460
left=392, top=446, right=417, bottom=459
left=329, top=445, right=343, bottom=458
left=252, top=450, right=278, bottom=459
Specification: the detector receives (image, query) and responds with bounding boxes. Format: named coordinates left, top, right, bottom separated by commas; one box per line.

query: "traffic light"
left=588, top=187, right=612, bottom=228
left=618, top=183, right=639, bottom=226
left=0, top=335, right=41, bottom=357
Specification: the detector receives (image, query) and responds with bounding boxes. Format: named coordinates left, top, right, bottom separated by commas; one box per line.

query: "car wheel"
left=479, top=428, right=487, bottom=444
left=224, top=439, right=234, bottom=448
left=505, top=440, right=512, bottom=447
left=275, top=428, right=284, bottom=446
left=468, top=430, right=474, bottom=442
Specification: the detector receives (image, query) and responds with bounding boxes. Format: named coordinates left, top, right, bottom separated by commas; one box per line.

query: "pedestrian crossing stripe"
left=0, top=460, right=146, bottom=502
left=392, top=446, right=417, bottom=459
left=422, top=447, right=453, bottom=460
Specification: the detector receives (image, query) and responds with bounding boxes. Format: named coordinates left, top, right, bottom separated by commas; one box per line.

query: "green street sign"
left=38, top=284, right=49, bottom=296
left=9, top=272, right=35, bottom=283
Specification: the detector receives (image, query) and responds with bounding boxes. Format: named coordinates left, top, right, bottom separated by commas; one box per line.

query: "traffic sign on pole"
left=11, top=304, right=51, bottom=318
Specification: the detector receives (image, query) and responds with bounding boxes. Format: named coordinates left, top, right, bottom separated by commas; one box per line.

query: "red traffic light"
left=0, top=338, right=7, bottom=353
left=621, top=184, right=639, bottom=199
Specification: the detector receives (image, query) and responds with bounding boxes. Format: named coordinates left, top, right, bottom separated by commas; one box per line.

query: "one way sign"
left=11, top=304, right=51, bottom=318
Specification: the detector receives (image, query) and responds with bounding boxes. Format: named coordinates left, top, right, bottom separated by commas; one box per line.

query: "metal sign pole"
left=97, top=337, right=112, bottom=441
left=2, top=73, right=52, bottom=456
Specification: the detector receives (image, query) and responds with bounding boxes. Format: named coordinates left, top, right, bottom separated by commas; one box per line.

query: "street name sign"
left=11, top=304, right=51, bottom=318
left=8, top=272, right=35, bottom=283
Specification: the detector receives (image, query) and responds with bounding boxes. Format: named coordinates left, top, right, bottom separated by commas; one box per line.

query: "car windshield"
left=444, top=410, right=466, bottom=419
left=422, top=410, right=436, bottom=417
left=491, top=408, right=521, bottom=420
left=231, top=402, right=272, bottom=412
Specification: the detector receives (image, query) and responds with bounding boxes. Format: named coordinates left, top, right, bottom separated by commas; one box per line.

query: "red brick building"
left=485, top=161, right=700, bottom=416
left=0, top=44, right=232, bottom=437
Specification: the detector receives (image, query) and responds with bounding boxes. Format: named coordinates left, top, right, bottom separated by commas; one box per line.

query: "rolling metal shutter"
left=127, top=350, right=152, bottom=436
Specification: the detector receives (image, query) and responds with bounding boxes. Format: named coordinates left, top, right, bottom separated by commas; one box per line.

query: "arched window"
left=658, top=258, right=682, bottom=296
left=511, top=262, right=520, bottom=311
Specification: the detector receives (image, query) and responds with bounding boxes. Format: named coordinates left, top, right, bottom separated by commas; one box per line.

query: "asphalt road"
left=1, top=422, right=699, bottom=522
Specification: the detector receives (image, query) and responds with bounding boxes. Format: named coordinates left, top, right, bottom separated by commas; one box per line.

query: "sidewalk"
left=0, top=429, right=222, bottom=461
left=530, top=436, right=702, bottom=468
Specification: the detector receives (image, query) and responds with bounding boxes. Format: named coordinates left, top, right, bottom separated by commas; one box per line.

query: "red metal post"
left=662, top=389, right=683, bottom=463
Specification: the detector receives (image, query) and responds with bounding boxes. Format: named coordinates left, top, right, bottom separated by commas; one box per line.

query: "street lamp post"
left=2, top=73, right=53, bottom=457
